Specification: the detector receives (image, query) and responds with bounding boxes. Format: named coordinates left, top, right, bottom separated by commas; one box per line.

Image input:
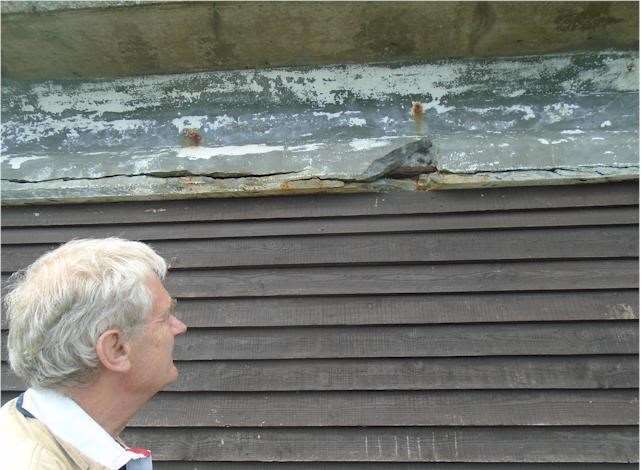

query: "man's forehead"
left=146, top=275, right=172, bottom=310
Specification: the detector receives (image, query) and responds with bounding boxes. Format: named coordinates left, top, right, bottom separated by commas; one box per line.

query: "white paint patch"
left=592, top=137, right=605, bottom=140
left=35, top=86, right=145, bottom=116
left=543, top=103, right=579, bottom=123
left=208, top=115, right=237, bottom=130
left=108, top=119, right=150, bottom=132
left=465, top=105, right=535, bottom=120
left=426, top=101, right=455, bottom=114
left=349, top=138, right=392, bottom=151
left=498, top=143, right=510, bottom=147
left=601, top=120, right=612, bottom=128
left=507, top=105, right=535, bottom=120
left=288, top=143, right=325, bottom=152
left=313, top=111, right=343, bottom=119
left=347, top=117, right=367, bottom=127
left=537, top=138, right=550, bottom=145
left=3, top=116, right=154, bottom=144
left=507, top=89, right=526, bottom=97
left=132, top=157, right=157, bottom=173
left=171, top=115, right=208, bottom=133
left=560, top=129, right=584, bottom=134
left=176, top=144, right=283, bottom=160
left=1, top=155, right=48, bottom=169
left=551, top=139, right=569, bottom=144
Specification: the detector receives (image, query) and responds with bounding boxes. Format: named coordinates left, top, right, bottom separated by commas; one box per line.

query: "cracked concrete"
left=1, top=50, right=638, bottom=204
left=421, top=165, right=640, bottom=190
left=3, top=164, right=637, bottom=205
left=0, top=137, right=427, bottom=183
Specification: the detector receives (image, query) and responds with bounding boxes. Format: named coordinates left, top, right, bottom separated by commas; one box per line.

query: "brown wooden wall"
left=1, top=182, right=639, bottom=468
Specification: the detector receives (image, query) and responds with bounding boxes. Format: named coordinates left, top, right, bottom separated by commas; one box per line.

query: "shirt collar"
left=22, top=387, right=149, bottom=470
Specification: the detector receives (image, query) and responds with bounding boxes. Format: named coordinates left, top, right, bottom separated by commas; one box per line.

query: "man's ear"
left=96, top=329, right=131, bottom=373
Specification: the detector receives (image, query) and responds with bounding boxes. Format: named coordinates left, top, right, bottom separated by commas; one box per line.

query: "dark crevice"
left=1, top=170, right=304, bottom=184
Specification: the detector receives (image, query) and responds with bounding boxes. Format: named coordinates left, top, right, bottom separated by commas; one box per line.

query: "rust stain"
left=410, top=101, right=426, bottom=135
left=182, top=128, right=203, bottom=146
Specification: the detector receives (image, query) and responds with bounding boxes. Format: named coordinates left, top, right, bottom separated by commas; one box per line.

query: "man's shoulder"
left=0, top=398, right=79, bottom=469
left=0, top=434, right=69, bottom=469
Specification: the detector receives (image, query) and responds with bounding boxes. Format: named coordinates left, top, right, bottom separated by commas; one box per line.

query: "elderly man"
left=0, top=238, right=187, bottom=469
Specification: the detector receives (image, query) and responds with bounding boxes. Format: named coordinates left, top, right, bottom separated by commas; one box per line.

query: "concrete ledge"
left=1, top=168, right=637, bottom=206
left=421, top=165, right=639, bottom=190
left=2, top=1, right=638, bottom=80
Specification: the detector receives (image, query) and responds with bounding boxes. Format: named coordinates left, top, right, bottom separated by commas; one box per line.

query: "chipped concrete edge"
left=1, top=166, right=638, bottom=206
left=421, top=166, right=639, bottom=190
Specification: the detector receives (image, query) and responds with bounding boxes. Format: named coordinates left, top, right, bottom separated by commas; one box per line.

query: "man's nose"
left=172, top=316, right=187, bottom=336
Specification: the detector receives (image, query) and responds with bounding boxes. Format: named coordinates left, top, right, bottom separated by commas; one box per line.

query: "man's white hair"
left=4, top=238, right=167, bottom=390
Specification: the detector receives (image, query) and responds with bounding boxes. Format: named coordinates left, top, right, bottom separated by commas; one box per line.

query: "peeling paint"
left=466, top=105, right=535, bottom=120
left=349, top=137, right=394, bottom=151
left=171, top=115, right=208, bottom=132
left=0, top=155, right=47, bottom=169
left=176, top=144, right=284, bottom=160
left=347, top=117, right=367, bottom=126
left=543, top=103, right=579, bottom=123
left=313, top=111, right=345, bottom=119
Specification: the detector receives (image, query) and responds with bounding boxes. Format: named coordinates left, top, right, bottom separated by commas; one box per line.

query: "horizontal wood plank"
left=4, top=226, right=637, bottom=272
left=9, top=261, right=636, bottom=300
left=2, top=206, right=637, bottom=244
left=4, top=290, right=638, bottom=330
left=2, top=182, right=637, bottom=227
left=167, top=290, right=641, bottom=328
left=162, top=260, right=639, bottom=298
left=171, top=321, right=639, bottom=360
left=4, top=356, right=637, bottom=392
left=120, top=426, right=638, bottom=462
left=132, top=390, right=638, bottom=427
left=179, top=321, right=639, bottom=360
left=2, top=390, right=637, bottom=427
left=153, top=464, right=638, bottom=470
left=2, top=321, right=638, bottom=361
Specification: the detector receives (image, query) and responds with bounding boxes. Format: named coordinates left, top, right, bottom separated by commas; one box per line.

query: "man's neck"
left=64, top=376, right=152, bottom=437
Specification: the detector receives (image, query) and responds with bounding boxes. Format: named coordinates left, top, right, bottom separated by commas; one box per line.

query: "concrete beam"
left=2, top=51, right=638, bottom=204
left=2, top=165, right=637, bottom=205
left=2, top=1, right=638, bottom=80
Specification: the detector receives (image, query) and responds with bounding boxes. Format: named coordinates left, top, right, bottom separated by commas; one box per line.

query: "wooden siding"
left=1, top=181, right=638, bottom=468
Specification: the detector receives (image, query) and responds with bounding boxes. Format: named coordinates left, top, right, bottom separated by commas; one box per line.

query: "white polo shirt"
left=22, top=388, right=152, bottom=470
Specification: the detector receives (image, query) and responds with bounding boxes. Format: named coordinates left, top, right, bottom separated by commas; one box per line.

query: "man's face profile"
left=125, top=275, right=187, bottom=395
